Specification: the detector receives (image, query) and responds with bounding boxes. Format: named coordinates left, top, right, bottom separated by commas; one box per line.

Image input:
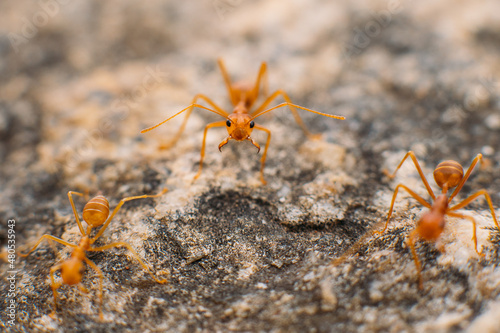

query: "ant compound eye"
left=249, top=121, right=255, bottom=128
left=226, top=119, right=231, bottom=127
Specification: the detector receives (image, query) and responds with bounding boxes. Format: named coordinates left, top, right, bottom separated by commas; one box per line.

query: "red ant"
left=376, top=151, right=500, bottom=289
left=20, top=189, right=168, bottom=319
left=141, top=59, right=345, bottom=184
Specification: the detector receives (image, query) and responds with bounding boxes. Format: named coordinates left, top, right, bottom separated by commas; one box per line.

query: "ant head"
left=416, top=195, right=448, bottom=241
left=416, top=211, right=445, bottom=241
left=434, top=160, right=464, bottom=191
left=61, top=257, right=85, bottom=285
left=226, top=113, right=255, bottom=141
left=83, top=195, right=110, bottom=228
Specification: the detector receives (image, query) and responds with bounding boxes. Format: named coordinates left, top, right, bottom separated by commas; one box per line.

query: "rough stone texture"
left=1, top=1, right=500, bottom=332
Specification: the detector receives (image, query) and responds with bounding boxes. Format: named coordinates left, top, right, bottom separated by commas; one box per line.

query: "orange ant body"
left=376, top=151, right=500, bottom=289
left=1, top=248, right=7, bottom=263
left=20, top=189, right=167, bottom=319
left=141, top=59, right=345, bottom=184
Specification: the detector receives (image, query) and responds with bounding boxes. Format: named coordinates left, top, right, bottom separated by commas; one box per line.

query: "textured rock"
left=1, top=1, right=500, bottom=332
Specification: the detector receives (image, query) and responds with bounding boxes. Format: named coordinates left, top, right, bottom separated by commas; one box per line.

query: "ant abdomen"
left=433, top=160, right=463, bottom=190
left=83, top=195, right=110, bottom=227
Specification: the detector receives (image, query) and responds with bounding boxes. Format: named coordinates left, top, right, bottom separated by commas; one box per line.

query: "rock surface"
left=1, top=1, right=500, bottom=332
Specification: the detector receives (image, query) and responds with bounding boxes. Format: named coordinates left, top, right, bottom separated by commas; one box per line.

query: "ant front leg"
left=375, top=184, right=432, bottom=235
left=19, top=235, right=77, bottom=258
left=449, top=189, right=500, bottom=231
left=254, top=124, right=271, bottom=185
left=160, top=94, right=227, bottom=150
left=89, top=242, right=168, bottom=284
left=194, top=121, right=226, bottom=181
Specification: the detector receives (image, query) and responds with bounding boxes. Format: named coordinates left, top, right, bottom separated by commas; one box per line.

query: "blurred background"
left=1, top=1, right=500, bottom=332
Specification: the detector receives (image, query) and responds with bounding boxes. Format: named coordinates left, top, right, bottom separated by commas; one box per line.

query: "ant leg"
left=330, top=225, right=376, bottom=267
left=19, top=235, right=77, bottom=257
left=91, top=189, right=167, bottom=243
left=79, top=284, right=89, bottom=294
left=263, top=66, right=269, bottom=99
left=407, top=229, right=423, bottom=290
left=49, top=264, right=62, bottom=318
left=83, top=258, right=104, bottom=320
left=385, top=151, right=436, bottom=201
left=254, top=124, right=271, bottom=185
left=68, top=191, right=86, bottom=236
left=449, top=188, right=500, bottom=230
left=46, top=239, right=64, bottom=262
left=248, top=62, right=268, bottom=106
left=375, top=184, right=432, bottom=235
left=217, top=58, right=238, bottom=106
left=89, top=242, right=168, bottom=284
left=448, top=154, right=483, bottom=202
left=159, top=94, right=228, bottom=150
left=447, top=211, right=482, bottom=255
left=83, top=188, right=90, bottom=202
left=194, top=121, right=227, bottom=181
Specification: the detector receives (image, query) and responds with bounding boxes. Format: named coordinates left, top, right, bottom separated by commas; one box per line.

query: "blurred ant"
left=20, top=189, right=168, bottom=319
left=376, top=151, right=500, bottom=289
left=1, top=248, right=8, bottom=263
left=141, top=59, right=345, bottom=184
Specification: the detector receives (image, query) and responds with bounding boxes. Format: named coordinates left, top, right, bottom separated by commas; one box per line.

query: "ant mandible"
left=375, top=151, right=500, bottom=289
left=141, top=59, right=345, bottom=184
left=20, top=189, right=168, bottom=320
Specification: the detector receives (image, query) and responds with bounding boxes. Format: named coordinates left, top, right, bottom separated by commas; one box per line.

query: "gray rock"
left=1, top=1, right=500, bottom=332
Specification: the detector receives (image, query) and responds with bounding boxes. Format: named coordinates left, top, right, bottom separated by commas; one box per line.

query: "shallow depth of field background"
left=1, top=1, right=500, bottom=332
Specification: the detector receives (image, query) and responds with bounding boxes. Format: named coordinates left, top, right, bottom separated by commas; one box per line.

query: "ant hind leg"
left=448, top=154, right=482, bottom=202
